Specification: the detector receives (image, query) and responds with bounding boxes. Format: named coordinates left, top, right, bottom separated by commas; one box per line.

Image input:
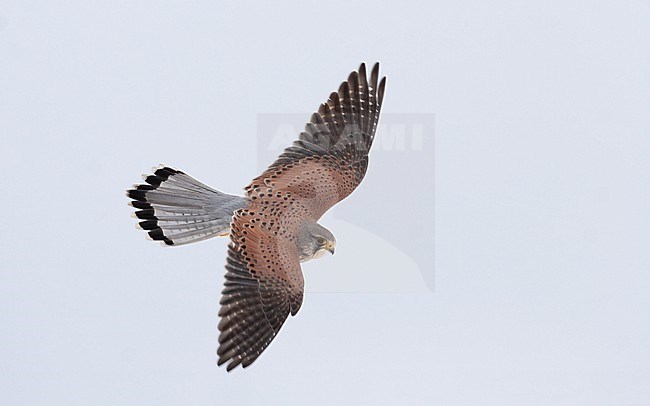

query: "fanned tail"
left=126, top=166, right=248, bottom=246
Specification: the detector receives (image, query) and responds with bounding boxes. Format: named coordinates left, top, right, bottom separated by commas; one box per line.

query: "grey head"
left=298, top=220, right=336, bottom=262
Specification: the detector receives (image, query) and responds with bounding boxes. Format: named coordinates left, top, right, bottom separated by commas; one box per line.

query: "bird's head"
left=298, top=221, right=336, bottom=262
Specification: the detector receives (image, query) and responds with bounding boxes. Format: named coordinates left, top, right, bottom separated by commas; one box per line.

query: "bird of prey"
left=127, top=63, right=386, bottom=371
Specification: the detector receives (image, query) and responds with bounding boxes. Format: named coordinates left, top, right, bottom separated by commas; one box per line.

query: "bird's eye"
left=316, top=237, right=326, bottom=245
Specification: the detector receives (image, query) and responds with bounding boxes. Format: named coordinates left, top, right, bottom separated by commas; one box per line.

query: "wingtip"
left=370, top=62, right=380, bottom=87
left=348, top=69, right=359, bottom=84
left=226, top=359, right=242, bottom=372
left=358, top=62, right=367, bottom=76
left=378, top=76, right=387, bottom=103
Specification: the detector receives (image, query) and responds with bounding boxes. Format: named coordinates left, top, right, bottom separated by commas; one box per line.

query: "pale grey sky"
left=1, top=1, right=649, bottom=405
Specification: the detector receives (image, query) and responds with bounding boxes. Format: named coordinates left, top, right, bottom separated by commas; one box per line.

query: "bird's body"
left=127, top=63, right=386, bottom=371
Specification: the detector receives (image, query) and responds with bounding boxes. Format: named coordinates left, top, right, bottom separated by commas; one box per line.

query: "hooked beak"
left=326, top=242, right=335, bottom=255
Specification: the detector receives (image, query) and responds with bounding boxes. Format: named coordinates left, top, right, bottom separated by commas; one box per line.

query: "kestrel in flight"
left=127, top=63, right=386, bottom=371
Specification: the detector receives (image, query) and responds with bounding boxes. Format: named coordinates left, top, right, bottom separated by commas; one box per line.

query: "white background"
left=1, top=1, right=649, bottom=405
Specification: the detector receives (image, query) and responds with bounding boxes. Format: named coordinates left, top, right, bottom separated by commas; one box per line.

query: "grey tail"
left=126, top=165, right=248, bottom=246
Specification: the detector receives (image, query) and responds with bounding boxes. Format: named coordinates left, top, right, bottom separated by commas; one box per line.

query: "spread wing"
left=217, top=63, right=386, bottom=371
left=217, top=207, right=304, bottom=371
left=247, top=62, right=386, bottom=218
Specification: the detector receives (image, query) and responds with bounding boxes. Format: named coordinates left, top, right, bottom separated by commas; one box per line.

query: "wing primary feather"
left=374, top=76, right=387, bottom=135
left=370, top=62, right=379, bottom=91
left=349, top=71, right=361, bottom=135
left=339, top=81, right=354, bottom=130
left=358, top=62, right=368, bottom=88
left=377, top=76, right=386, bottom=107
left=362, top=74, right=371, bottom=134
left=329, top=91, right=345, bottom=136
left=367, top=64, right=378, bottom=136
